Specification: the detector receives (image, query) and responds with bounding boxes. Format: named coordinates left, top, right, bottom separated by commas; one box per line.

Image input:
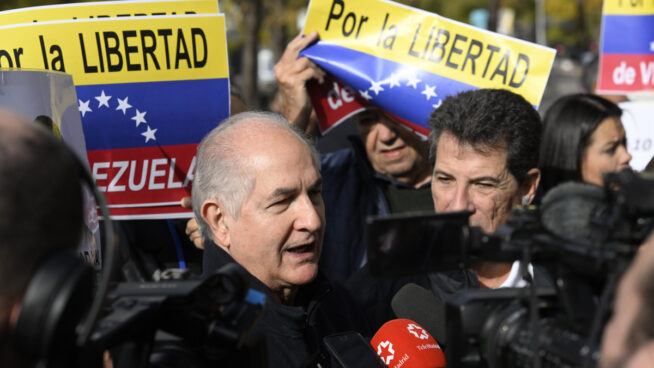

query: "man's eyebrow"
left=432, top=169, right=453, bottom=176
left=470, top=176, right=501, bottom=183
left=268, top=187, right=297, bottom=201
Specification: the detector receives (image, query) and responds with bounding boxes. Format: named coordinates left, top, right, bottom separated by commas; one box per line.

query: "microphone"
left=539, top=181, right=608, bottom=243
left=391, top=283, right=447, bottom=348
left=371, top=319, right=446, bottom=368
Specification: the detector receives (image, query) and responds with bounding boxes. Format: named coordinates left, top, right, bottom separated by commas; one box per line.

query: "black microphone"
left=391, top=283, right=447, bottom=348
left=539, top=181, right=608, bottom=243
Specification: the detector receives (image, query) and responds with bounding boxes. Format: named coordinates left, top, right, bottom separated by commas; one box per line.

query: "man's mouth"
left=286, top=242, right=316, bottom=254
left=381, top=146, right=405, bottom=158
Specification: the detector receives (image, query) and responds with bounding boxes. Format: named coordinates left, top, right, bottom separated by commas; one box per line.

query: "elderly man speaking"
left=192, top=111, right=369, bottom=366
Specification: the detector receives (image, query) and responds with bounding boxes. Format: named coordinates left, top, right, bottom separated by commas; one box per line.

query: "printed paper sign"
left=621, top=100, right=654, bottom=171
left=597, top=0, right=654, bottom=93
left=301, top=0, right=556, bottom=135
left=0, top=14, right=229, bottom=219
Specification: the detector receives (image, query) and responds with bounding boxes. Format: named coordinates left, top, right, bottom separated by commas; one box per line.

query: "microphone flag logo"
left=376, top=340, right=395, bottom=365
left=406, top=323, right=429, bottom=340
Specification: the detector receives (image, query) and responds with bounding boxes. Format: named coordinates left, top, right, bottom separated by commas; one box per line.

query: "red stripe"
left=597, top=54, right=654, bottom=92
left=87, top=143, right=196, bottom=206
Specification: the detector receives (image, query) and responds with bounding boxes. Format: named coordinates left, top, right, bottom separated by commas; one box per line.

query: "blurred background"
left=0, top=0, right=603, bottom=113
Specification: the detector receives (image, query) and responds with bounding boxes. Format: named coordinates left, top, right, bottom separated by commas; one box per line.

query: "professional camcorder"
left=367, top=169, right=654, bottom=368
left=33, top=262, right=265, bottom=368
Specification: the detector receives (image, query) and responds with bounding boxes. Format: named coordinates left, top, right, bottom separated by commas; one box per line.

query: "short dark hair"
left=539, top=93, right=622, bottom=192
left=429, top=89, right=541, bottom=184
left=0, top=114, right=84, bottom=317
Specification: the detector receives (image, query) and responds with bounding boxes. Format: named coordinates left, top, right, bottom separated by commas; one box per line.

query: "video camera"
left=31, top=261, right=266, bottom=368
left=366, top=169, right=654, bottom=368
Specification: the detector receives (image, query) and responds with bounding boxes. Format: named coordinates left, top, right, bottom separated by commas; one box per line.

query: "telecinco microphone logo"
left=377, top=340, right=395, bottom=364
left=407, top=323, right=429, bottom=340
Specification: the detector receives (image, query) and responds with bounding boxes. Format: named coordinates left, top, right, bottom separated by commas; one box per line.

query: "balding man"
left=193, top=111, right=369, bottom=366
left=0, top=109, right=85, bottom=367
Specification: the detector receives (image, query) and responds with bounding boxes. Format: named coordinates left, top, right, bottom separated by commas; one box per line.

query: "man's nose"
left=376, top=122, right=398, bottom=143
left=295, top=195, right=323, bottom=232
left=450, top=186, right=475, bottom=213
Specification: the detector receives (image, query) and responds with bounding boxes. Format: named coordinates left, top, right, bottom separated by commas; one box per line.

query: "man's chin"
left=288, top=264, right=319, bottom=286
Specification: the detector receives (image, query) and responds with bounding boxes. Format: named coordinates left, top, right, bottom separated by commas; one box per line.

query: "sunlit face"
left=216, top=128, right=325, bottom=292
left=356, top=110, right=429, bottom=185
left=581, top=117, right=632, bottom=186
left=431, top=132, right=525, bottom=234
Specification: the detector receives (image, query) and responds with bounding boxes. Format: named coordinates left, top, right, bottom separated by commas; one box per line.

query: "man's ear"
left=520, top=168, right=541, bottom=205
left=200, top=199, right=231, bottom=252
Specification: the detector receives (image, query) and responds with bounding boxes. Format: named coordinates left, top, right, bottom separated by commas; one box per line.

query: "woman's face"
left=581, top=117, right=632, bottom=186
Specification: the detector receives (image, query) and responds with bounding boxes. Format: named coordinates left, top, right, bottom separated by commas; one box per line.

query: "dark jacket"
left=319, top=138, right=388, bottom=283
left=203, top=245, right=372, bottom=367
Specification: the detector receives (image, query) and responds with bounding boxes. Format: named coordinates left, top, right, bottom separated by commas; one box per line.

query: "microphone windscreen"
left=371, top=319, right=446, bottom=368
left=540, top=181, right=607, bottom=242
left=391, top=283, right=447, bottom=347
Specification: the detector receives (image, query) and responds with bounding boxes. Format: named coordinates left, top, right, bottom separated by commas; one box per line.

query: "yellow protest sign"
left=302, top=0, right=555, bottom=106
left=0, top=14, right=228, bottom=86
left=0, top=0, right=218, bottom=24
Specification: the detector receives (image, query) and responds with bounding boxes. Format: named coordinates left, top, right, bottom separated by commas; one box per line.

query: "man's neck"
left=271, top=286, right=299, bottom=306
left=470, top=260, right=512, bottom=289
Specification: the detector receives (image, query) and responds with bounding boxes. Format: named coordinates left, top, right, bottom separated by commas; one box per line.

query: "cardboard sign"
left=301, top=0, right=555, bottom=134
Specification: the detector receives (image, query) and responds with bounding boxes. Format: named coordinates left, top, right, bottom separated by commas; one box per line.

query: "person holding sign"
left=274, top=31, right=434, bottom=283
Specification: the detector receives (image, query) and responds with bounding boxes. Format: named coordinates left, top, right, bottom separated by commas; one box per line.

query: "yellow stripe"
left=0, top=14, right=228, bottom=85
left=0, top=0, right=219, bottom=25
left=303, top=0, right=554, bottom=106
left=603, top=0, right=654, bottom=15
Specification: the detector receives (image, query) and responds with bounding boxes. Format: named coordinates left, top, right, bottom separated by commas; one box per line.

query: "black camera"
left=366, top=169, right=654, bottom=368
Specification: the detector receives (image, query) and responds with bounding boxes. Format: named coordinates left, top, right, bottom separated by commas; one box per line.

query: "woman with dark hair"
left=539, top=93, right=632, bottom=192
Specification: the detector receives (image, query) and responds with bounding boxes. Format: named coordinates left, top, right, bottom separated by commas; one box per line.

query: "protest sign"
left=0, top=14, right=229, bottom=219
left=301, top=0, right=556, bottom=135
left=621, top=100, right=654, bottom=171
left=597, top=0, right=654, bottom=93
left=0, top=0, right=218, bottom=24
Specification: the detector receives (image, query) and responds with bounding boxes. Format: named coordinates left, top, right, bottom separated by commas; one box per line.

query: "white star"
left=406, top=73, right=421, bottom=89
left=650, top=41, right=654, bottom=52
left=359, top=90, right=372, bottom=101
left=141, top=126, right=158, bottom=143
left=78, top=99, right=92, bottom=117
left=131, top=109, right=147, bottom=127
left=95, top=90, right=111, bottom=108
left=432, top=100, right=443, bottom=109
left=369, top=80, right=384, bottom=95
left=421, top=84, right=437, bottom=100
left=116, top=97, right=132, bottom=115
left=387, top=73, right=401, bottom=88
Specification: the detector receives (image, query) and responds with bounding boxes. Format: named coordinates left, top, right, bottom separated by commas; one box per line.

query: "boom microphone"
left=540, top=181, right=608, bottom=243
left=391, top=283, right=447, bottom=347
left=371, top=319, right=446, bottom=368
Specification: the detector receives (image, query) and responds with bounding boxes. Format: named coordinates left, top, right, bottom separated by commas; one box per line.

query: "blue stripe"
left=601, top=15, right=654, bottom=54
left=301, top=42, right=476, bottom=130
left=77, top=78, right=229, bottom=150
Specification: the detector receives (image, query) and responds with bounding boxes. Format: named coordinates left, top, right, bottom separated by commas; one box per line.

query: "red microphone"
left=370, top=319, right=446, bottom=368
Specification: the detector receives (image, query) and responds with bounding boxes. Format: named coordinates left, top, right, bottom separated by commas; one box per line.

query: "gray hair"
left=192, top=111, right=320, bottom=242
